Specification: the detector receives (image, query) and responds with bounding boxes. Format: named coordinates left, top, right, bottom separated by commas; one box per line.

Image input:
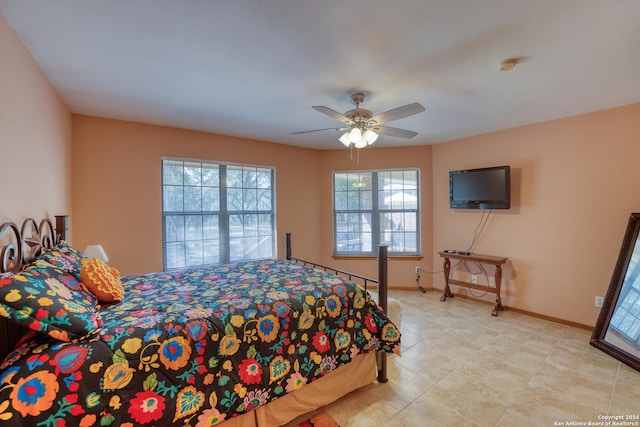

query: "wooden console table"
left=438, top=251, right=508, bottom=316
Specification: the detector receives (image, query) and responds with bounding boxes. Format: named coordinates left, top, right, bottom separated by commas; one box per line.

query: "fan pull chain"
left=347, top=144, right=361, bottom=164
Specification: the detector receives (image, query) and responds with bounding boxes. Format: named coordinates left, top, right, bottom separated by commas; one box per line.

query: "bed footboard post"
left=377, top=245, right=388, bottom=313
left=285, top=233, right=292, bottom=260
left=377, top=244, right=389, bottom=383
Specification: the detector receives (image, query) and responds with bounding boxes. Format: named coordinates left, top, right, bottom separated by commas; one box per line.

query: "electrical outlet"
left=415, top=266, right=420, bottom=275
left=488, top=277, right=495, bottom=287
left=470, top=274, right=478, bottom=284
left=595, top=296, right=604, bottom=307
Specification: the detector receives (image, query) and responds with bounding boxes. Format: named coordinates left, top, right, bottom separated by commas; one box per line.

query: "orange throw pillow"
left=80, top=258, right=124, bottom=303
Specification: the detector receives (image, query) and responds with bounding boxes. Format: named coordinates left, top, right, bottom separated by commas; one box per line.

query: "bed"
left=0, top=217, right=400, bottom=426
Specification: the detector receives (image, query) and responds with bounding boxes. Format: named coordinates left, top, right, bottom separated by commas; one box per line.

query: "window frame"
left=161, top=157, right=276, bottom=271
left=333, top=168, right=420, bottom=256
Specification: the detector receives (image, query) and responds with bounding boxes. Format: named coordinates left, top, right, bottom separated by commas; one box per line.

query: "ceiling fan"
left=292, top=92, right=425, bottom=148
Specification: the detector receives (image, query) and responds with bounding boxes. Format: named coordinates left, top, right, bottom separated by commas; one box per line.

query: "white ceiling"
left=2, top=1, right=640, bottom=150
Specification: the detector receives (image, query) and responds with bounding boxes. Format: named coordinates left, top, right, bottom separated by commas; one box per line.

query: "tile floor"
left=285, top=290, right=640, bottom=427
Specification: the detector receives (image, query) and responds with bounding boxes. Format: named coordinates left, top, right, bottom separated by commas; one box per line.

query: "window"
left=610, top=256, right=640, bottom=345
left=333, top=169, right=419, bottom=255
left=162, top=159, right=275, bottom=270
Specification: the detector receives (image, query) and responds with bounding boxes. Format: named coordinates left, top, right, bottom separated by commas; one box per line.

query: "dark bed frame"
left=285, top=233, right=389, bottom=382
left=0, top=216, right=68, bottom=361
left=0, top=218, right=389, bottom=382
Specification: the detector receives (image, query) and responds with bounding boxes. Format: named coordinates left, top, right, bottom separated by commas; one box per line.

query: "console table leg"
left=492, top=265, right=504, bottom=316
left=438, top=251, right=507, bottom=316
left=440, top=257, right=454, bottom=301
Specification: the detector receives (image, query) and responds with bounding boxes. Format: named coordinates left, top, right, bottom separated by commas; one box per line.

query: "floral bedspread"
left=0, top=259, right=400, bottom=426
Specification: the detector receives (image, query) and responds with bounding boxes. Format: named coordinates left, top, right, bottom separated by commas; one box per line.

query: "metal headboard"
left=0, top=215, right=68, bottom=362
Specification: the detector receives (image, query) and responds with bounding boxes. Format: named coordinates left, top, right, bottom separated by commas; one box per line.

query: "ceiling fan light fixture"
left=349, top=127, right=362, bottom=143
left=338, top=132, right=351, bottom=147
left=363, top=129, right=379, bottom=145
left=294, top=92, right=425, bottom=153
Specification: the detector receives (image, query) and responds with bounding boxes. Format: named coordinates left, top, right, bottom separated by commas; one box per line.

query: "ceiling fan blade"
left=312, top=106, right=352, bottom=124
left=291, top=126, right=348, bottom=135
left=369, top=103, right=425, bottom=124
left=372, top=125, right=418, bottom=139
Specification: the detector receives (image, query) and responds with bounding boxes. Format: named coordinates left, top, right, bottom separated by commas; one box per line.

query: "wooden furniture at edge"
left=438, top=251, right=508, bottom=316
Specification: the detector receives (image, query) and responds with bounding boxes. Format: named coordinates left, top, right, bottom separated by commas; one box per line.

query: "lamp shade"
left=84, top=244, right=109, bottom=262
left=348, top=127, right=362, bottom=143
left=338, top=132, right=352, bottom=147
left=363, top=129, right=379, bottom=145
left=337, top=127, right=379, bottom=149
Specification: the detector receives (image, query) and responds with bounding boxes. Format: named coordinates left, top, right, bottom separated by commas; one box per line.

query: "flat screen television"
left=449, top=165, right=511, bottom=209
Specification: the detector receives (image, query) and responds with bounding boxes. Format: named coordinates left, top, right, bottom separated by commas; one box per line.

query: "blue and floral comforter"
left=0, top=259, right=400, bottom=426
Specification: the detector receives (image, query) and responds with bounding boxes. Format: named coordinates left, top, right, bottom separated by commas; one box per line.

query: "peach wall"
left=318, top=146, right=434, bottom=289
left=70, top=104, right=640, bottom=327
left=0, top=11, right=71, bottom=223
left=71, top=116, right=433, bottom=286
left=432, top=103, right=640, bottom=326
left=71, top=115, right=322, bottom=276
